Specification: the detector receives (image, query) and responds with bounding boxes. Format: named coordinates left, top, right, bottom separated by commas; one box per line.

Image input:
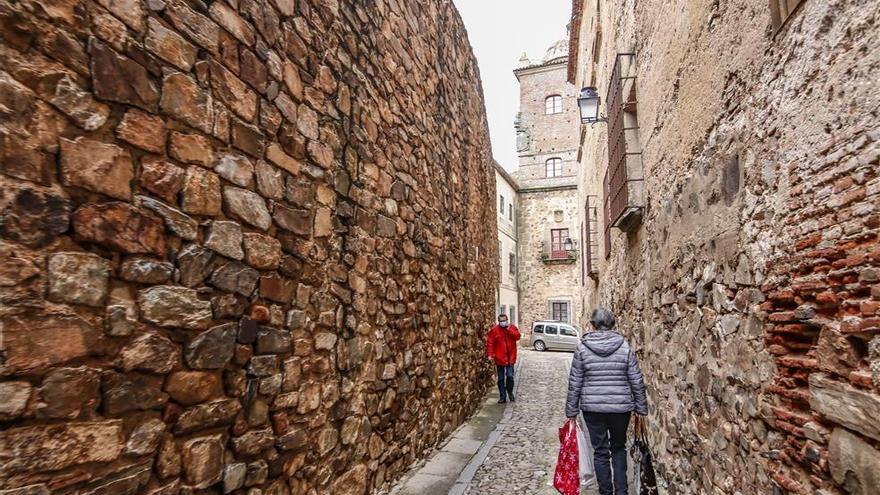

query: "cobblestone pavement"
left=465, top=349, right=581, bottom=495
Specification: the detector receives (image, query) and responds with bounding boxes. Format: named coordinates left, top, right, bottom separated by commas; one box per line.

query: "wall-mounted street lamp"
left=577, top=87, right=607, bottom=124
left=564, top=237, right=574, bottom=251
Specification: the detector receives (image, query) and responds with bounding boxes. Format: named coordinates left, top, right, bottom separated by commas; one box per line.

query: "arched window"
left=545, top=95, right=562, bottom=114
left=545, top=158, right=563, bottom=177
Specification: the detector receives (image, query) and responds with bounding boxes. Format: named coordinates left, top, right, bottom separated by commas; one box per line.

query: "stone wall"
left=516, top=186, right=581, bottom=339
left=571, top=0, right=879, bottom=493
left=0, top=1, right=496, bottom=494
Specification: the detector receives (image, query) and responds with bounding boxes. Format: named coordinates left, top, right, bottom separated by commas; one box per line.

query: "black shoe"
left=508, top=392, right=515, bottom=402
left=497, top=398, right=507, bottom=404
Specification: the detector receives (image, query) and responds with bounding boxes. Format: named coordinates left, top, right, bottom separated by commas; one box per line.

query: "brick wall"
left=570, top=0, right=879, bottom=492
left=0, top=1, right=496, bottom=494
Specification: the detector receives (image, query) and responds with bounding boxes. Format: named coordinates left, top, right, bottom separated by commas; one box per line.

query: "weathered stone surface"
left=314, top=332, right=337, bottom=351
left=0, top=421, right=123, bottom=477
left=36, top=366, right=101, bottom=419
left=223, top=462, right=247, bottom=493
left=240, top=49, right=267, bottom=93
left=181, top=166, right=222, bottom=216
left=73, top=202, right=166, bottom=255
left=0, top=186, right=71, bottom=248
left=230, top=119, right=264, bottom=157
left=102, top=371, right=168, bottom=414
left=137, top=196, right=199, bottom=241
left=116, top=109, right=166, bottom=153
left=1, top=312, right=102, bottom=375
left=89, top=39, right=158, bottom=111
left=205, top=220, right=244, bottom=260
left=210, top=60, right=257, bottom=122
left=255, top=327, right=291, bottom=355
left=60, top=137, right=133, bottom=200
left=810, top=373, right=880, bottom=442
left=231, top=428, right=274, bottom=456
left=243, top=233, right=281, bottom=270
left=255, top=160, right=284, bottom=199
left=223, top=187, right=271, bottom=230
left=176, top=245, right=215, bottom=288
left=160, top=72, right=213, bottom=133
left=156, top=433, right=181, bottom=478
left=330, top=464, right=368, bottom=495
left=124, top=418, right=165, bottom=456
left=139, top=286, right=212, bottom=330
left=185, top=323, right=237, bottom=369
left=248, top=355, right=279, bottom=377
left=145, top=17, right=197, bottom=71
left=48, top=252, right=110, bottom=307
left=215, top=153, right=254, bottom=188
left=164, top=370, right=222, bottom=405
left=119, top=257, right=174, bottom=284
left=259, top=273, right=294, bottom=303
left=94, top=0, right=145, bottom=32
left=169, top=132, right=214, bottom=167
left=78, top=460, right=152, bottom=495
left=181, top=435, right=224, bottom=489
left=139, top=156, right=185, bottom=203
left=828, top=427, right=880, bottom=495
left=265, top=143, right=300, bottom=176
left=174, top=399, right=240, bottom=434
left=117, top=333, right=179, bottom=374
left=0, top=382, right=31, bottom=420
left=272, top=204, right=310, bottom=235
left=208, top=2, right=255, bottom=46
left=164, top=0, right=219, bottom=53
left=210, top=261, right=259, bottom=296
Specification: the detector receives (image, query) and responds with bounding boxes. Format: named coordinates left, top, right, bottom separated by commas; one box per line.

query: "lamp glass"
left=578, top=87, right=601, bottom=123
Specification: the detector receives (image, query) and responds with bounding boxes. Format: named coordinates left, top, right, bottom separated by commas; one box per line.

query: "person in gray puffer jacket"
left=566, top=308, right=647, bottom=495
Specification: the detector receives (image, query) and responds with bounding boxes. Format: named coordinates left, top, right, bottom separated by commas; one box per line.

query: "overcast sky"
left=452, top=0, right=572, bottom=172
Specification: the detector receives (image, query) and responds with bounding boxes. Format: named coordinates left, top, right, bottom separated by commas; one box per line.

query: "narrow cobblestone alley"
left=390, top=350, right=633, bottom=495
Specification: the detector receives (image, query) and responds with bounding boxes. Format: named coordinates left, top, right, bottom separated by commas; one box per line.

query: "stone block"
left=139, top=157, right=185, bottom=203
left=223, top=186, right=271, bottom=230
left=36, top=366, right=101, bottom=419
left=828, top=427, right=880, bottom=495
left=210, top=60, right=257, bottom=122
left=119, top=257, right=174, bottom=284
left=181, top=166, right=222, bottom=216
left=1, top=312, right=102, bottom=375
left=164, top=370, right=223, bottom=405
left=160, top=72, right=214, bottom=134
left=116, top=109, right=166, bottom=153
left=205, top=221, right=244, bottom=260
left=60, top=137, right=133, bottom=200
left=169, top=131, right=214, bottom=167
left=215, top=153, right=255, bottom=188
left=810, top=373, right=880, bottom=441
left=243, top=232, right=282, bottom=269
left=185, top=323, right=237, bottom=369
left=48, top=252, right=110, bottom=307
left=181, top=434, right=224, bottom=489
left=102, top=371, right=168, bottom=414
left=0, top=421, right=123, bottom=477
left=116, top=333, right=179, bottom=374
left=145, top=17, right=197, bottom=71
left=72, top=202, right=166, bottom=255
left=139, top=286, right=213, bottom=330
left=210, top=261, right=260, bottom=296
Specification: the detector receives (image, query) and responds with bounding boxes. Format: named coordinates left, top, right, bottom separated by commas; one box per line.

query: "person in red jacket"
left=486, top=314, right=521, bottom=403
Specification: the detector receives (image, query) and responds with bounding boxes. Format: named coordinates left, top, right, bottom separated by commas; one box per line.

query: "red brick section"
left=761, top=128, right=879, bottom=493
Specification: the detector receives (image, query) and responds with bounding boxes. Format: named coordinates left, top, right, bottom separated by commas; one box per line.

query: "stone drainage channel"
left=386, top=350, right=633, bottom=495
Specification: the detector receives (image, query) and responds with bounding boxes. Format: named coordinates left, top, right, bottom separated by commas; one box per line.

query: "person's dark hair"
left=498, top=314, right=508, bottom=320
left=590, top=308, right=615, bottom=330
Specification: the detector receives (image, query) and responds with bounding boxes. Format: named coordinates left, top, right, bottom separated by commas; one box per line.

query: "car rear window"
left=533, top=325, right=544, bottom=334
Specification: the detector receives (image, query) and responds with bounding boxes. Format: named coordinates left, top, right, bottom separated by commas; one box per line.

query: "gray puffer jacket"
left=565, top=330, right=648, bottom=417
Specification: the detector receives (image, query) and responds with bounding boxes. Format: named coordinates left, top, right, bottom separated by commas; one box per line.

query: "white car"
left=529, top=320, right=581, bottom=352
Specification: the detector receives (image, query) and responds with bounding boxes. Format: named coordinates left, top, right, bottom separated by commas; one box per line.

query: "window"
left=585, top=196, right=600, bottom=277
left=545, top=95, right=562, bottom=114
left=508, top=253, right=516, bottom=275
left=509, top=306, right=516, bottom=324
left=550, top=228, right=570, bottom=259
left=545, top=158, right=563, bottom=178
left=508, top=203, right=513, bottom=221
left=499, top=194, right=505, bottom=214
left=533, top=324, right=545, bottom=334
left=560, top=325, right=578, bottom=337
left=544, top=325, right=558, bottom=335
left=551, top=302, right=570, bottom=323
left=500, top=305, right=507, bottom=318
left=770, top=0, right=805, bottom=32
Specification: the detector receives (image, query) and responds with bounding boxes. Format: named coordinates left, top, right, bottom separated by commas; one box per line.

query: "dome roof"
left=542, top=39, right=569, bottom=63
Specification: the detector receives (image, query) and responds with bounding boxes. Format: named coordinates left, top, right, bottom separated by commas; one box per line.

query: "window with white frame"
left=545, top=95, right=562, bottom=114
left=545, top=158, right=563, bottom=178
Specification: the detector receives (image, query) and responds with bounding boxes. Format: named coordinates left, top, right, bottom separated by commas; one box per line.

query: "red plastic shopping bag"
left=553, top=419, right=580, bottom=495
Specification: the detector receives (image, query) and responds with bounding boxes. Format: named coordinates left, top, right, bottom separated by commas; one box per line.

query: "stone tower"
left=513, top=39, right=582, bottom=340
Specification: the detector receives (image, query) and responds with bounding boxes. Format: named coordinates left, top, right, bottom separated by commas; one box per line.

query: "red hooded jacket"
left=486, top=324, right=521, bottom=366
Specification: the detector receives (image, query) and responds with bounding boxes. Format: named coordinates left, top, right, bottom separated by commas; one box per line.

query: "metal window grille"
left=551, top=302, right=569, bottom=322
left=585, top=195, right=600, bottom=275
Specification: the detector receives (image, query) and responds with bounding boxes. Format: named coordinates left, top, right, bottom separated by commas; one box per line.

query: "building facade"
left=495, top=161, right=520, bottom=324
left=568, top=0, right=879, bottom=493
left=513, top=42, right=583, bottom=340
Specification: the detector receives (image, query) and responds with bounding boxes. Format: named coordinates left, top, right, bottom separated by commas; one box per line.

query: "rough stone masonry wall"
left=579, top=0, right=879, bottom=493
left=0, top=1, right=496, bottom=494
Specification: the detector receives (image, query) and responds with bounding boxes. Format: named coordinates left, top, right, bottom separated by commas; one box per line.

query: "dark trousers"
left=583, top=411, right=631, bottom=495
left=496, top=364, right=514, bottom=400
